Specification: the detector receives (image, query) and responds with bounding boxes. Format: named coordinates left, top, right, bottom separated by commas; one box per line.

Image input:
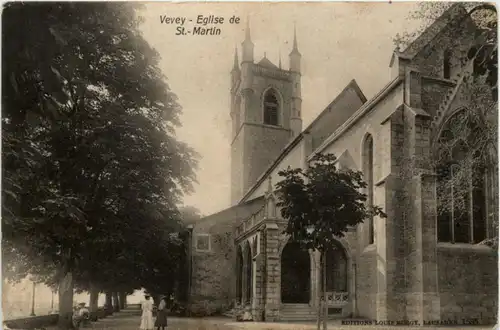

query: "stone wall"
left=356, top=246, right=377, bottom=319
left=190, top=212, right=236, bottom=316
left=438, top=244, right=498, bottom=324
left=190, top=199, right=265, bottom=316
left=190, top=229, right=234, bottom=316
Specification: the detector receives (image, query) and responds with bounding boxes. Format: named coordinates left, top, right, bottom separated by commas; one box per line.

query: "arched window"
left=362, top=134, right=374, bottom=245
left=321, top=242, right=348, bottom=293
left=443, top=49, right=452, bottom=79
left=263, top=89, right=279, bottom=126
left=436, top=111, right=488, bottom=244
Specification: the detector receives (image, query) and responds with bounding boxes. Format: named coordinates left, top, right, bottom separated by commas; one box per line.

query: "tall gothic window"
left=362, top=134, right=374, bottom=245
left=321, top=242, right=347, bottom=293
left=443, top=49, right=452, bottom=79
left=436, top=111, right=488, bottom=244
left=263, top=89, right=279, bottom=126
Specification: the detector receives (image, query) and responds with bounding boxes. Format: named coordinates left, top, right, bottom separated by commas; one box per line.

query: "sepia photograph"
left=2, top=1, right=498, bottom=330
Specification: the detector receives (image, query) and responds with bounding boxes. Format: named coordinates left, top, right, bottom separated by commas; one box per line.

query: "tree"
left=2, top=2, right=197, bottom=328
left=393, top=3, right=498, bottom=249
left=276, top=153, right=386, bottom=330
left=179, top=205, right=203, bottom=224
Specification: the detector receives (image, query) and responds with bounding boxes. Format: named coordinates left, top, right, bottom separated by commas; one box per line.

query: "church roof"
left=195, top=196, right=265, bottom=227
left=239, top=79, right=367, bottom=204
left=306, top=79, right=367, bottom=133
left=390, top=3, right=469, bottom=66
left=257, top=57, right=279, bottom=69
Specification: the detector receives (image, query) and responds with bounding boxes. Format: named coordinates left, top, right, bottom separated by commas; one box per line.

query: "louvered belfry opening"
left=263, top=90, right=279, bottom=126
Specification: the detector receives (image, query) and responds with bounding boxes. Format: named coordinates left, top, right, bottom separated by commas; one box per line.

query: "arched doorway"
left=245, top=242, right=252, bottom=304
left=236, top=245, right=243, bottom=303
left=280, top=241, right=310, bottom=303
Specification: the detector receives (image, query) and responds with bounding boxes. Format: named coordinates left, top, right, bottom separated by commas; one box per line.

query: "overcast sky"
left=139, top=2, right=423, bottom=216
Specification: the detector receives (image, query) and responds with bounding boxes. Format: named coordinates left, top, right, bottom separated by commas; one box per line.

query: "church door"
left=280, top=241, right=310, bottom=303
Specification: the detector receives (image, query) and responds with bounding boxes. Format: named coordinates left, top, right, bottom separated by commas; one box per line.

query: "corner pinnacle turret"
left=241, top=17, right=254, bottom=63
left=232, top=46, right=239, bottom=72
left=289, top=23, right=301, bottom=73
left=290, top=24, right=301, bottom=56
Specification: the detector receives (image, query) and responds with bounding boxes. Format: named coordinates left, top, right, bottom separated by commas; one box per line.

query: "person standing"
left=140, top=295, right=154, bottom=330
left=155, top=295, right=168, bottom=330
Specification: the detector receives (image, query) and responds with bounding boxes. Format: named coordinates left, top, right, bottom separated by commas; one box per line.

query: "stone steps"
left=280, top=304, right=317, bottom=321
left=279, top=304, right=343, bottom=321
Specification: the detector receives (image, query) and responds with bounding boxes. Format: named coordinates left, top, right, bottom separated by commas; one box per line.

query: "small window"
left=195, top=234, right=211, bottom=252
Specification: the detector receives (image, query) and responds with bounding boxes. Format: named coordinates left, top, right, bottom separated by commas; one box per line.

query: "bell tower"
left=230, top=22, right=303, bottom=204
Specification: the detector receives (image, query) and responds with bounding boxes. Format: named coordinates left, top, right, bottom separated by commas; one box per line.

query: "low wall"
left=3, top=307, right=111, bottom=329
left=4, top=314, right=58, bottom=329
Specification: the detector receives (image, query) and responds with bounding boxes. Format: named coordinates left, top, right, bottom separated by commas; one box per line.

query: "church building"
left=187, top=4, right=498, bottom=324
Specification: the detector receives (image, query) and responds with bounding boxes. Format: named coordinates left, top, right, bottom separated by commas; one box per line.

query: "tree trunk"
left=316, top=251, right=322, bottom=330
left=89, top=284, right=99, bottom=321
left=118, top=292, right=126, bottom=309
left=112, top=292, right=120, bottom=312
left=322, top=248, right=328, bottom=330
left=57, top=269, right=74, bottom=329
left=105, top=292, right=113, bottom=315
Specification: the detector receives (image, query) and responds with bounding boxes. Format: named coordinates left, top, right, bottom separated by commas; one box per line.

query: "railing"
left=236, top=207, right=265, bottom=236
left=325, top=292, right=348, bottom=306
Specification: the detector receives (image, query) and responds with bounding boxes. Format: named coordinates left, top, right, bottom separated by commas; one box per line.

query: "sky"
left=138, top=2, right=423, bottom=216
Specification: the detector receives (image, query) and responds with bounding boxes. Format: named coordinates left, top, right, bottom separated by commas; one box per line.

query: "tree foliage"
left=2, top=2, right=198, bottom=325
left=179, top=205, right=203, bottom=224
left=276, top=153, right=386, bottom=252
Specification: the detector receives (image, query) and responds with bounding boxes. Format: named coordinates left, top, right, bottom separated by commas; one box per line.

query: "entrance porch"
left=235, top=217, right=354, bottom=322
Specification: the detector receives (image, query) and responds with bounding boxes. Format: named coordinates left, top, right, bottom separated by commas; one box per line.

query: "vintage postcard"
left=2, top=2, right=498, bottom=330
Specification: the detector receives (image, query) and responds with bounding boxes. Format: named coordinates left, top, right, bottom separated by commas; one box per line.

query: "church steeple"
left=231, top=46, right=240, bottom=88
left=289, top=23, right=302, bottom=137
left=230, top=20, right=304, bottom=203
left=242, top=17, right=254, bottom=63
left=232, top=46, right=239, bottom=72
left=289, top=24, right=301, bottom=73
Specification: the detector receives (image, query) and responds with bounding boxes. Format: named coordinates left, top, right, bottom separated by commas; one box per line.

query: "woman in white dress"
left=140, top=295, right=155, bottom=330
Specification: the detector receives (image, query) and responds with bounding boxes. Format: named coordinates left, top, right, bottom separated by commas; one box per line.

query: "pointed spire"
left=290, top=22, right=301, bottom=56
left=279, top=49, right=282, bottom=69
left=245, top=15, right=251, bottom=42
left=232, top=46, right=239, bottom=71
left=241, top=15, right=254, bottom=63
left=293, top=23, right=298, bottom=50
left=264, top=52, right=267, bottom=58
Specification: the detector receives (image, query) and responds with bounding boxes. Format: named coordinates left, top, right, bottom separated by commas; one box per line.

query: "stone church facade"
left=188, top=4, right=498, bottom=324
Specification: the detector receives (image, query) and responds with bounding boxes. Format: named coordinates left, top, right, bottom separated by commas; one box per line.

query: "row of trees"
left=2, top=2, right=198, bottom=328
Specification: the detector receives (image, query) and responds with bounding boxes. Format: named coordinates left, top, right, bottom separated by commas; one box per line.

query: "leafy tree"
left=276, top=153, right=386, bottom=330
left=2, top=2, right=197, bottom=328
left=180, top=205, right=203, bottom=223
